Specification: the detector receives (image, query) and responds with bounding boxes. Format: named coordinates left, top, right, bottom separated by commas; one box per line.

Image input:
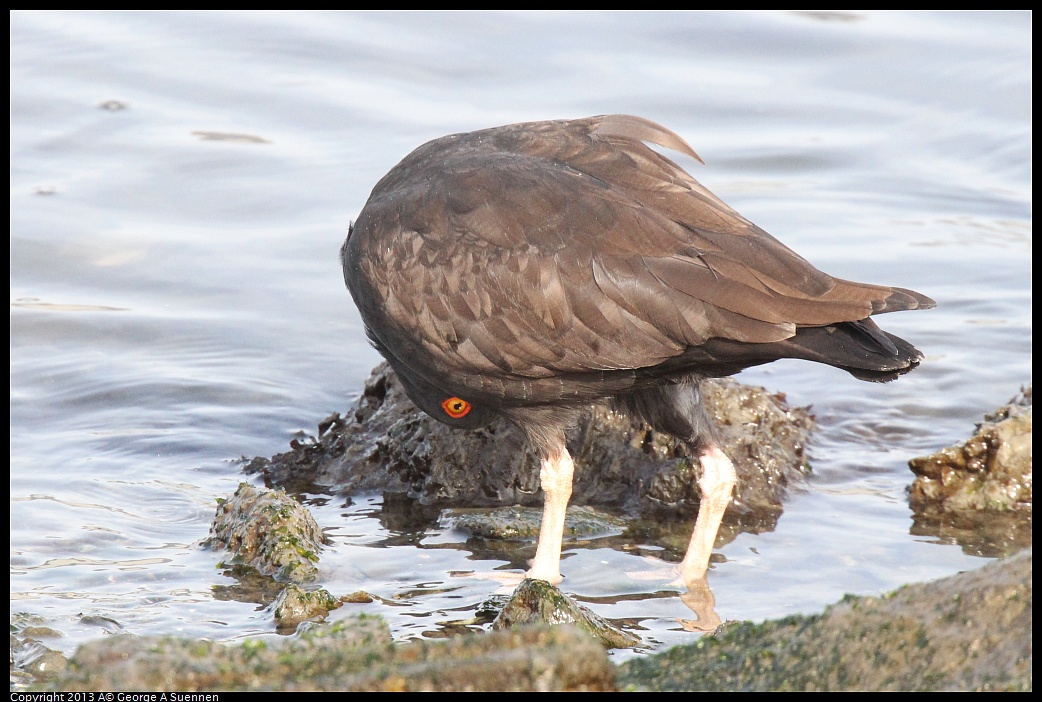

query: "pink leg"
left=679, top=444, right=736, bottom=585
left=526, top=447, right=575, bottom=584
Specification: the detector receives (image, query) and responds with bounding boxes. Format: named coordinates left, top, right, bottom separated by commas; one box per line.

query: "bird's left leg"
left=678, top=443, right=736, bottom=585
left=526, top=445, right=574, bottom=584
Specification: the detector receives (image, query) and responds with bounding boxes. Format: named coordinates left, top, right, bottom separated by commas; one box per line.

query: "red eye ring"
left=441, top=397, right=472, bottom=418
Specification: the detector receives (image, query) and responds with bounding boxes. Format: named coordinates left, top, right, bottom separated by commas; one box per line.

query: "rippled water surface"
left=11, top=10, right=1031, bottom=660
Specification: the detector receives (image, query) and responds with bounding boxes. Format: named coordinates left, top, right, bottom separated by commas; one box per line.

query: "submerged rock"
left=618, top=548, right=1032, bottom=692
left=908, top=387, right=1032, bottom=556
left=441, top=504, right=626, bottom=541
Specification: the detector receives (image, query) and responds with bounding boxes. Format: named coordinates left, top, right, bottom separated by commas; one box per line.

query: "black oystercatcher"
left=341, top=115, right=934, bottom=585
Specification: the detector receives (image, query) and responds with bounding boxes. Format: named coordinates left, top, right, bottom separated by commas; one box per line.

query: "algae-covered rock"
left=492, top=578, right=640, bottom=649
left=618, top=549, right=1032, bottom=692
left=270, top=585, right=342, bottom=630
left=51, top=616, right=615, bottom=692
left=204, top=483, right=325, bottom=583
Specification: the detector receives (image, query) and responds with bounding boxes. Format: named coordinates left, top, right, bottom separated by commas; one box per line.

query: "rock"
left=618, top=548, right=1032, bottom=692
left=204, top=483, right=325, bottom=584
left=10, top=613, right=68, bottom=686
left=270, top=585, right=342, bottom=630
left=492, top=579, right=640, bottom=649
left=908, top=388, right=1032, bottom=556
left=247, top=363, right=813, bottom=533
left=51, top=616, right=616, bottom=692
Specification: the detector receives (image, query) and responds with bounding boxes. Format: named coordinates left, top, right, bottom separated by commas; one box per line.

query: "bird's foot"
left=524, top=565, right=564, bottom=585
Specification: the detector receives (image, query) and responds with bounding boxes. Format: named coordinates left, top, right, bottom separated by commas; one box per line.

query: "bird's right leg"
left=526, top=445, right=574, bottom=584
left=617, top=382, right=736, bottom=583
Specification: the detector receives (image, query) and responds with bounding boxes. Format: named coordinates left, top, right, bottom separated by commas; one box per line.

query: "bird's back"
left=342, top=115, right=933, bottom=411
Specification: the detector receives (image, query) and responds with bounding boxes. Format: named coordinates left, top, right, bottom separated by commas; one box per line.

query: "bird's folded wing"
left=350, top=115, right=931, bottom=382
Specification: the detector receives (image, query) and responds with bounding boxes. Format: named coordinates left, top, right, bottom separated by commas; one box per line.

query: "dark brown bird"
left=341, top=115, right=934, bottom=585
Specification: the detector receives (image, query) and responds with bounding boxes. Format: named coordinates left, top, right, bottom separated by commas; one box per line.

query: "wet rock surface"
left=618, top=548, right=1032, bottom=692
left=908, top=388, right=1032, bottom=557
left=247, top=363, right=814, bottom=535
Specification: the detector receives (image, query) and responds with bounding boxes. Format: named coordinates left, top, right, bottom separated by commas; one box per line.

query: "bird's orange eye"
left=441, top=397, right=472, bottom=418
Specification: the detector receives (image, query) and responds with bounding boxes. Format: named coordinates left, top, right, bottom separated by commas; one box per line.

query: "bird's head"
left=393, top=366, right=498, bottom=430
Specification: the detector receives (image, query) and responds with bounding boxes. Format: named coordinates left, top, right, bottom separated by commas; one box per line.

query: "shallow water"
left=10, top=10, right=1031, bottom=662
